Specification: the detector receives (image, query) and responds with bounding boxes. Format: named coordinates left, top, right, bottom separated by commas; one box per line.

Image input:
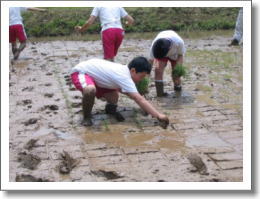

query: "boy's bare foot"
left=113, top=112, right=125, bottom=122
left=81, top=118, right=93, bottom=126
left=14, top=50, right=21, bottom=60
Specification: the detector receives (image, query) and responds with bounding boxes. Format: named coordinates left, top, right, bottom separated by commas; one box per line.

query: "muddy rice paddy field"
left=9, top=33, right=243, bottom=182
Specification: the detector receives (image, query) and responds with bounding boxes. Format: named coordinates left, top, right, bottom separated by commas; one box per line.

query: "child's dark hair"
left=128, top=56, right=151, bottom=74
left=152, top=38, right=171, bottom=59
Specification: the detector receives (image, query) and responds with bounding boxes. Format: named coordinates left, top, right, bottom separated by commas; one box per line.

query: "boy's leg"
left=71, top=72, right=96, bottom=126
left=11, top=42, right=18, bottom=56
left=154, top=60, right=168, bottom=97
left=103, top=91, right=125, bottom=121
left=14, top=41, right=26, bottom=60
left=82, top=85, right=96, bottom=126
left=171, top=61, right=182, bottom=91
left=14, top=25, right=27, bottom=60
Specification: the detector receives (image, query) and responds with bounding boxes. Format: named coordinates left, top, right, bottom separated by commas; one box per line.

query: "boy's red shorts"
left=101, top=28, right=124, bottom=59
left=71, top=72, right=117, bottom=98
left=9, top=24, right=27, bottom=43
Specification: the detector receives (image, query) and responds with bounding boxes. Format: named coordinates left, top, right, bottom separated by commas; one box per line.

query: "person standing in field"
left=70, top=56, right=169, bottom=128
left=75, top=7, right=134, bottom=61
left=9, top=7, right=46, bottom=60
left=149, top=30, right=186, bottom=96
left=230, top=8, right=243, bottom=46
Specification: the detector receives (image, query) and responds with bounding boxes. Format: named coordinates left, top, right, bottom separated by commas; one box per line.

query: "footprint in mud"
left=44, top=93, right=54, bottom=98
left=40, top=105, right=59, bottom=111
left=91, top=170, right=122, bottom=180
left=22, top=86, right=34, bottom=92
left=23, top=118, right=38, bottom=126
left=44, top=83, right=52, bottom=87
left=187, top=153, right=209, bottom=175
left=58, top=151, right=80, bottom=174
left=46, top=72, right=53, bottom=76
left=17, top=152, right=41, bottom=170
left=71, top=102, right=81, bottom=108
left=24, top=139, right=38, bottom=150
left=16, top=174, right=50, bottom=182
left=17, top=99, right=32, bottom=106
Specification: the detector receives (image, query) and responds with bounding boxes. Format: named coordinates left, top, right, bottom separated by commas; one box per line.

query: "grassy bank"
left=22, top=7, right=240, bottom=37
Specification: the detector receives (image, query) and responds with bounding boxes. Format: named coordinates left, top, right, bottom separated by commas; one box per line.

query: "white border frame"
left=1, top=1, right=251, bottom=190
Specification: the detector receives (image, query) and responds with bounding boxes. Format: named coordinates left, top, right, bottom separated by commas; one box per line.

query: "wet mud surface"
left=9, top=35, right=243, bottom=182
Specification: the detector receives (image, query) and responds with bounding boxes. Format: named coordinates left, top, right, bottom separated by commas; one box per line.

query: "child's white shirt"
left=91, top=7, right=128, bottom=31
left=71, top=58, right=138, bottom=93
left=9, top=7, right=28, bottom=26
left=150, top=30, right=186, bottom=60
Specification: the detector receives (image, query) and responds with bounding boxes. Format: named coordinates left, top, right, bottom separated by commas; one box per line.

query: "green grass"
left=172, top=64, right=187, bottom=78
left=136, top=77, right=150, bottom=95
left=22, top=7, right=239, bottom=37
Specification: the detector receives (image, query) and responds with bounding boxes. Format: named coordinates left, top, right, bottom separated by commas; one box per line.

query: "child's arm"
left=75, top=15, right=96, bottom=33
left=126, top=92, right=169, bottom=123
left=27, top=7, right=46, bottom=12
left=124, top=15, right=134, bottom=25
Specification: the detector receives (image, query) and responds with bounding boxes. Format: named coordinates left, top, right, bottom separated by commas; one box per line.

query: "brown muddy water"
left=9, top=33, right=243, bottom=182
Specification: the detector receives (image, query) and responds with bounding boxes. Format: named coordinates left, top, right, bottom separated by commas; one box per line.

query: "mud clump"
left=44, top=93, right=54, bottom=98
left=24, top=139, right=38, bottom=150
left=22, top=86, right=34, bottom=92
left=23, top=118, right=38, bottom=126
left=17, top=99, right=32, bottom=106
left=157, top=118, right=169, bottom=129
left=16, top=174, right=50, bottom=182
left=41, top=105, right=59, bottom=111
left=58, top=151, right=80, bottom=174
left=91, top=170, right=122, bottom=180
left=17, top=152, right=41, bottom=170
left=187, top=153, right=208, bottom=175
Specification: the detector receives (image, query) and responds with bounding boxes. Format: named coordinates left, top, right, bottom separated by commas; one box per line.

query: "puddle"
left=83, top=124, right=185, bottom=151
left=196, top=94, right=218, bottom=106
left=157, top=91, right=194, bottom=108
left=186, top=133, right=230, bottom=148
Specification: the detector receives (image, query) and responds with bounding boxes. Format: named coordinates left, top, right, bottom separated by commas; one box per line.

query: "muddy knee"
left=82, top=86, right=96, bottom=97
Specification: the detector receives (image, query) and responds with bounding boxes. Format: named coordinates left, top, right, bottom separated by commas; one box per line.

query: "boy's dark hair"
left=152, top=38, right=171, bottom=59
left=128, top=56, right=151, bottom=74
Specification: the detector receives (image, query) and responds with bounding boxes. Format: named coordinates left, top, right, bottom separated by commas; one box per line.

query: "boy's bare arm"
left=126, top=92, right=168, bottom=121
left=124, top=15, right=134, bottom=25
left=75, top=15, right=96, bottom=33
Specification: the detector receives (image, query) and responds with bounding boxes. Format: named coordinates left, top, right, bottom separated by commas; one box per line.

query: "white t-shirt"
left=9, top=7, right=28, bottom=26
left=71, top=58, right=138, bottom=93
left=150, top=30, right=186, bottom=60
left=91, top=7, right=128, bottom=32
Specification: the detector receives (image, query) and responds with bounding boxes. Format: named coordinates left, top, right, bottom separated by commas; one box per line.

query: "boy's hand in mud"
left=157, top=114, right=169, bottom=129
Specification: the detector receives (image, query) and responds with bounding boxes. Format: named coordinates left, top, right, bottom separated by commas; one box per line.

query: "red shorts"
left=102, top=28, right=124, bottom=59
left=156, top=57, right=177, bottom=66
left=9, top=24, right=27, bottom=43
left=71, top=72, right=117, bottom=98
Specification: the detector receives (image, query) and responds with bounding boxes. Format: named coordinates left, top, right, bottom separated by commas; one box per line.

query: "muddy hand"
left=157, top=115, right=169, bottom=129
left=74, top=26, right=82, bottom=32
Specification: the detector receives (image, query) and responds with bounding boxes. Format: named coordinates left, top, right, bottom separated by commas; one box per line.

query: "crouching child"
left=70, top=57, right=169, bottom=128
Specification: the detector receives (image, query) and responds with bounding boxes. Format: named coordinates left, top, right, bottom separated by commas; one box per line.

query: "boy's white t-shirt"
left=91, top=7, right=128, bottom=31
left=9, top=7, right=28, bottom=26
left=71, top=58, right=138, bottom=93
left=150, top=30, right=186, bottom=60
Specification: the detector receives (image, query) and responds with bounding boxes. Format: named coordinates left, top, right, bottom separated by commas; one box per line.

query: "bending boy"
left=149, top=30, right=186, bottom=96
left=9, top=7, right=46, bottom=60
left=75, top=7, right=134, bottom=61
left=70, top=57, right=169, bottom=127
